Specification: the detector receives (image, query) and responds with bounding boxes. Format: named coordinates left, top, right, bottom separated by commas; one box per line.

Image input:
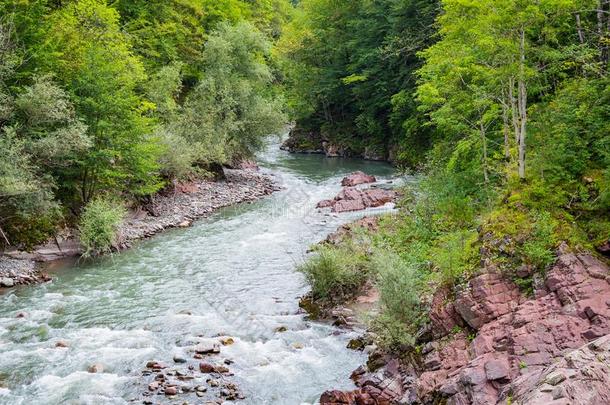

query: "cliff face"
left=321, top=247, right=610, bottom=405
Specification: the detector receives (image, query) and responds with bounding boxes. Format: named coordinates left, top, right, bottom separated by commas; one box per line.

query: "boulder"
left=323, top=251, right=610, bottom=405
left=194, top=341, right=220, bottom=354
left=317, top=187, right=396, bottom=213
left=341, top=171, right=376, bottom=187
left=87, top=363, right=104, bottom=373
left=199, top=362, right=215, bottom=373
left=501, top=335, right=610, bottom=405
left=0, top=277, right=14, bottom=287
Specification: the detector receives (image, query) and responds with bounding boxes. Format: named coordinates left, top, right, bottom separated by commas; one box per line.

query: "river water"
left=0, top=140, right=395, bottom=405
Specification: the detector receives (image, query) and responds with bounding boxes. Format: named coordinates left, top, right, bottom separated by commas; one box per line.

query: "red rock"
left=429, top=287, right=464, bottom=338
left=325, top=251, right=610, bottom=405
left=55, top=341, right=68, bottom=348
left=317, top=199, right=335, bottom=209
left=199, top=362, right=215, bottom=373
left=341, top=171, right=376, bottom=187
left=503, top=335, right=610, bottom=405
left=333, top=199, right=366, bottom=213
left=454, top=272, right=521, bottom=329
left=145, top=361, right=167, bottom=370
left=317, top=185, right=396, bottom=213
left=484, top=355, right=510, bottom=381
left=233, top=159, right=259, bottom=171
left=164, top=386, right=177, bottom=395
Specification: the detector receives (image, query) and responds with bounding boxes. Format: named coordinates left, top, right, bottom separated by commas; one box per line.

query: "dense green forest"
left=0, top=0, right=292, bottom=251
left=1, top=0, right=609, bottom=347
left=289, top=0, right=610, bottom=347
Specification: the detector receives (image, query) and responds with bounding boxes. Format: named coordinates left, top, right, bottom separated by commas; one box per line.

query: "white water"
left=0, top=140, right=396, bottom=405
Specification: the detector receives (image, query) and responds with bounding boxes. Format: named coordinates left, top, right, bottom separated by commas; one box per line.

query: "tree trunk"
left=480, top=121, right=489, bottom=184
left=501, top=96, right=511, bottom=162
left=517, top=28, right=528, bottom=180
left=575, top=13, right=585, bottom=44
left=0, top=224, right=10, bottom=246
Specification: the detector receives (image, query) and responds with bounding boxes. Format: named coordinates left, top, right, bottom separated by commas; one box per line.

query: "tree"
left=171, top=22, right=286, bottom=166
left=40, top=0, right=163, bottom=204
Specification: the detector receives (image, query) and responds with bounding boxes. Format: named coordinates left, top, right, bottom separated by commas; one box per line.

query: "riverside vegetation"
left=0, top=0, right=609, bottom=403
left=291, top=0, right=610, bottom=402
left=296, top=0, right=609, bottom=347
left=0, top=0, right=291, bottom=255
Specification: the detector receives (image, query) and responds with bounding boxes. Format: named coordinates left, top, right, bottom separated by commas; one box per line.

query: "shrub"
left=521, top=211, right=558, bottom=271
left=298, top=242, right=370, bottom=302
left=430, top=230, right=478, bottom=287
left=374, top=250, right=427, bottom=347
left=78, top=198, right=126, bottom=257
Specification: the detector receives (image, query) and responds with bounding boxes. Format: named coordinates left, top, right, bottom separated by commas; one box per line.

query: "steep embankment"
left=0, top=168, right=278, bottom=288
left=320, top=244, right=610, bottom=405
left=281, top=127, right=394, bottom=162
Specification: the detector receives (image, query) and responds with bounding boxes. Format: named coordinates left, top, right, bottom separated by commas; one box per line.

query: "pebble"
left=194, top=342, right=220, bottom=354
left=215, top=365, right=229, bottom=373
left=0, top=277, right=14, bottom=287
left=173, top=355, right=187, bottom=363
left=87, top=363, right=104, bottom=373
left=199, top=362, right=215, bottom=373
left=165, top=386, right=177, bottom=396
left=220, top=337, right=234, bottom=346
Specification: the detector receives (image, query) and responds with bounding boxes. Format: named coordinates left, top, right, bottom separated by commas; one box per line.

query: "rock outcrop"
left=341, top=171, right=376, bottom=187
left=317, top=175, right=396, bottom=213
left=324, top=217, right=380, bottom=246
left=320, top=187, right=395, bottom=213
left=321, top=248, right=610, bottom=405
left=501, top=334, right=610, bottom=405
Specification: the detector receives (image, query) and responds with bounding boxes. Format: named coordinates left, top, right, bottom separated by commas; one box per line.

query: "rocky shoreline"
left=280, top=126, right=394, bottom=162
left=1, top=168, right=279, bottom=289
left=316, top=241, right=610, bottom=405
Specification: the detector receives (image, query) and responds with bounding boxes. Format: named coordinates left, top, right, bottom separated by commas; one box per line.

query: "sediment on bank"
left=1, top=168, right=279, bottom=289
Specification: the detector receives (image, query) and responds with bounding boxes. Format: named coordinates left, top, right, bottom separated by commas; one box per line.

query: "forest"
left=0, top=0, right=292, bottom=253
left=284, top=0, right=610, bottom=349
left=1, top=0, right=610, bottom=372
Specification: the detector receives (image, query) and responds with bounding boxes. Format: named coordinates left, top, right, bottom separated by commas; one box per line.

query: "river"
left=0, top=140, right=396, bottom=405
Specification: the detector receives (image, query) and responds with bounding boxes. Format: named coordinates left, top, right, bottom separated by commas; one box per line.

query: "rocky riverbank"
left=1, top=168, right=279, bottom=289
left=280, top=126, right=395, bottom=162
left=318, top=244, right=610, bottom=405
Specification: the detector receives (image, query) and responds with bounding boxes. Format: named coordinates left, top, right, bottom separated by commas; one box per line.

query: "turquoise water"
left=0, top=139, right=396, bottom=405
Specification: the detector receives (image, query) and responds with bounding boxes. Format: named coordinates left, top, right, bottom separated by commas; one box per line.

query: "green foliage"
left=298, top=242, right=370, bottom=302
left=279, top=0, right=438, bottom=163
left=78, top=198, right=126, bottom=257
left=0, top=0, right=291, bottom=249
left=373, top=250, right=427, bottom=347
left=173, top=22, right=286, bottom=164
left=430, top=230, right=478, bottom=287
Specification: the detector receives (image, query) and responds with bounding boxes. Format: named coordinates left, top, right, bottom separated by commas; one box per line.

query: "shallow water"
left=0, top=140, right=396, bottom=405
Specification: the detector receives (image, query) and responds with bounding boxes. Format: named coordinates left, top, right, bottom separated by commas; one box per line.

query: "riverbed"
left=0, top=140, right=395, bottom=405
